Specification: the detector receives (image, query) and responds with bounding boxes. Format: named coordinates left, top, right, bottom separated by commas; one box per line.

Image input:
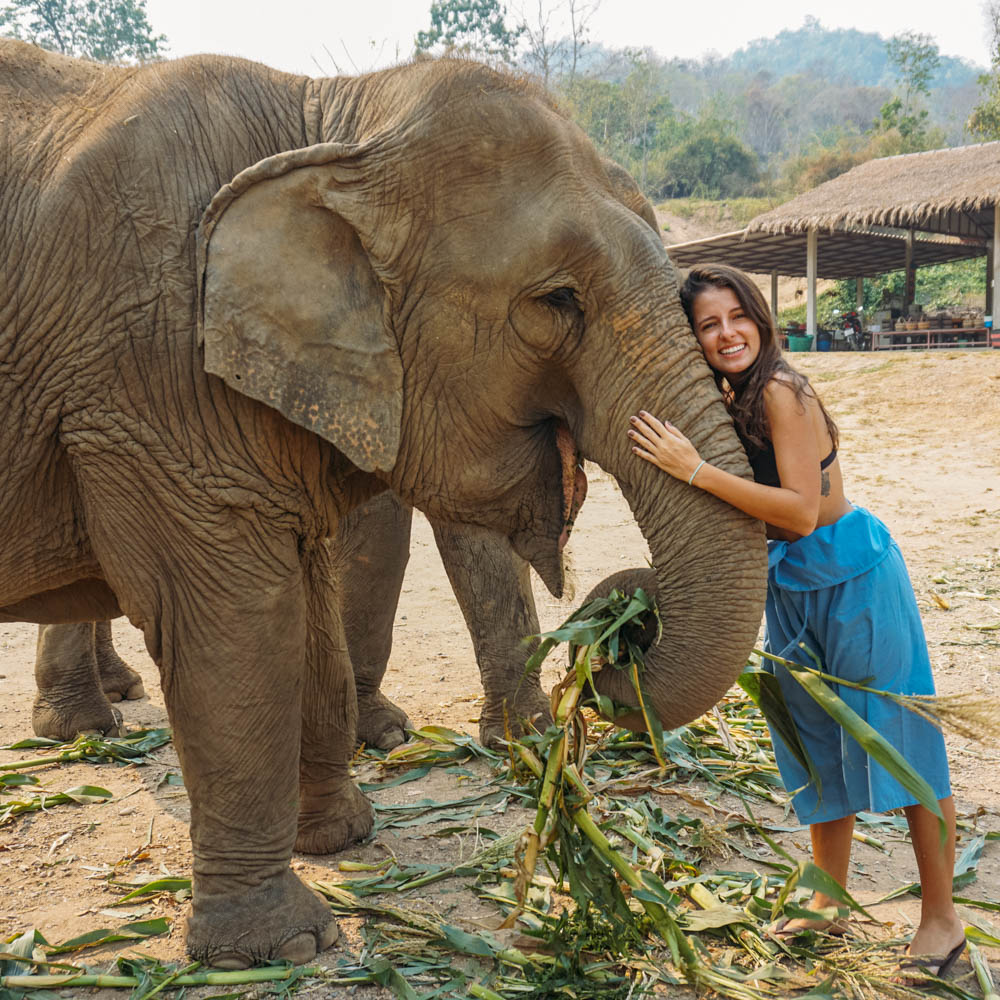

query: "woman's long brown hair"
left=679, top=263, right=839, bottom=453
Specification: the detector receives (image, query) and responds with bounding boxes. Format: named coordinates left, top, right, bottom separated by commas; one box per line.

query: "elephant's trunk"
left=589, top=492, right=765, bottom=731
left=576, top=248, right=767, bottom=731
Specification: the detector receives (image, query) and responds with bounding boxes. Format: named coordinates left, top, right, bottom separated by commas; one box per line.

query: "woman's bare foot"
left=906, top=917, right=966, bottom=961
left=894, top=935, right=966, bottom=987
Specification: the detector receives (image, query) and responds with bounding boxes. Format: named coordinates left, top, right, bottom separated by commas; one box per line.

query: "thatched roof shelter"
left=664, top=142, right=1000, bottom=346
left=746, top=142, right=1000, bottom=240
left=667, top=227, right=986, bottom=279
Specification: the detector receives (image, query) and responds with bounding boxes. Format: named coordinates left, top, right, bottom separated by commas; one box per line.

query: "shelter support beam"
left=807, top=228, right=817, bottom=349
left=987, top=243, right=994, bottom=317
left=856, top=277, right=864, bottom=311
left=992, top=204, right=1000, bottom=321
left=771, top=270, right=778, bottom=324
left=904, top=229, right=915, bottom=314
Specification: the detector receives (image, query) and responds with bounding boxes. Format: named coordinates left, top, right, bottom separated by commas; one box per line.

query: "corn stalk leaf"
left=115, top=878, right=192, bottom=902
left=779, top=655, right=945, bottom=825
left=46, top=918, right=170, bottom=954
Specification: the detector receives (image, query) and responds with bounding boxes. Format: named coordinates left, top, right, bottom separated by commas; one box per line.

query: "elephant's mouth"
left=556, top=422, right=587, bottom=551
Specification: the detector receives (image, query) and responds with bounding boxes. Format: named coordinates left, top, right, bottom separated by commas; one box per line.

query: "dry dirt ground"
left=1, top=350, right=999, bottom=998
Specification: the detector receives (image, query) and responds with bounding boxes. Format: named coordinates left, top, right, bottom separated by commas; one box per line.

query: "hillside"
left=728, top=16, right=982, bottom=88
left=563, top=18, right=985, bottom=199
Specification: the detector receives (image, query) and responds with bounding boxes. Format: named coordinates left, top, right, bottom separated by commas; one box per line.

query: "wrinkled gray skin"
left=34, top=491, right=549, bottom=750
left=0, top=44, right=766, bottom=967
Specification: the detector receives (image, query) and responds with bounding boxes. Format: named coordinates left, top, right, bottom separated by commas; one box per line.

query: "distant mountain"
left=726, top=18, right=982, bottom=89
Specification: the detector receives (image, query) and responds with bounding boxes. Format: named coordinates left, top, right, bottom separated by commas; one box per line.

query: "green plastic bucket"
left=787, top=334, right=813, bottom=352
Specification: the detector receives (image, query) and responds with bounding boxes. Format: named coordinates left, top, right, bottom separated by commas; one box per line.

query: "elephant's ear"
left=197, top=143, right=401, bottom=474
left=600, top=157, right=660, bottom=237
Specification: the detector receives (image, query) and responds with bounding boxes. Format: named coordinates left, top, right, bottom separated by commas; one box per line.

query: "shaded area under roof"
left=666, top=227, right=987, bottom=279
left=745, top=141, right=1000, bottom=239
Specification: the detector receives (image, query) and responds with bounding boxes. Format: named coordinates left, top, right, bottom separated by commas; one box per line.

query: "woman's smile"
left=691, top=286, right=761, bottom=374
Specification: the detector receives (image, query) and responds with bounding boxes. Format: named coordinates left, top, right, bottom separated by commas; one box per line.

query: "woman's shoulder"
left=763, top=369, right=813, bottom=401
left=763, top=370, right=820, bottom=420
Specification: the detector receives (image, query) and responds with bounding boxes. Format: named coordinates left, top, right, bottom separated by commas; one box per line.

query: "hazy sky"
left=144, top=0, right=993, bottom=77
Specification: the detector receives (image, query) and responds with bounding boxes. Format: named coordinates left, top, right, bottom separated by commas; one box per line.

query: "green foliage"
left=561, top=50, right=677, bottom=194
left=872, top=31, right=941, bottom=151
left=887, top=30, right=941, bottom=99
left=541, top=19, right=978, bottom=200
left=415, top=0, right=523, bottom=63
left=968, top=73, right=1000, bottom=139
left=829, top=259, right=987, bottom=315
left=0, top=0, right=165, bottom=63
left=778, top=259, right=987, bottom=328
left=781, top=136, right=871, bottom=195
left=969, top=0, right=1000, bottom=139
left=656, top=123, right=760, bottom=199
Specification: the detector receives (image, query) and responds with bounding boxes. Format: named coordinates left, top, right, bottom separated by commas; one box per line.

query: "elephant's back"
left=0, top=40, right=108, bottom=135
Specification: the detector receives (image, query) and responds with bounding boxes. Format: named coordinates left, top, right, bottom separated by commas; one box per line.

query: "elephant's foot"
left=356, top=689, right=411, bottom=750
left=97, top=653, right=145, bottom=703
left=32, top=693, right=123, bottom=740
left=186, top=868, right=338, bottom=969
left=296, top=781, right=374, bottom=854
left=479, top=689, right=553, bottom=750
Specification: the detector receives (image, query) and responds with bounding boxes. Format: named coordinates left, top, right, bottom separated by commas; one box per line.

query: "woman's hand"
left=628, top=411, right=704, bottom=483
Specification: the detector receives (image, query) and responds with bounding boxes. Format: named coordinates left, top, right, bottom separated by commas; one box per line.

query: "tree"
left=740, top=71, right=789, bottom=159
left=516, top=0, right=558, bottom=86
left=618, top=49, right=670, bottom=191
left=658, top=118, right=760, bottom=199
left=968, top=0, right=1000, bottom=139
left=561, top=51, right=675, bottom=196
left=0, top=0, right=165, bottom=63
left=565, top=0, right=598, bottom=84
left=415, top=0, right=523, bottom=64
left=873, top=30, right=940, bottom=149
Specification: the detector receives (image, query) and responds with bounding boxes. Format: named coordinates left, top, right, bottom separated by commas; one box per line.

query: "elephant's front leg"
left=33, top=622, right=124, bottom=739
left=140, top=557, right=340, bottom=968
left=296, top=541, right=375, bottom=854
left=430, top=519, right=552, bottom=747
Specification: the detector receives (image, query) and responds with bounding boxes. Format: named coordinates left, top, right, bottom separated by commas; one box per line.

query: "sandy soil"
left=1, top=350, right=998, bottom=997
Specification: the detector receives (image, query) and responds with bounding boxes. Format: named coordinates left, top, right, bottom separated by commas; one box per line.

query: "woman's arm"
left=629, top=380, right=823, bottom=536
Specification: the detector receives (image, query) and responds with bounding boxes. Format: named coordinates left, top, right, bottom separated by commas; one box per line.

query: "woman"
left=628, top=263, right=964, bottom=980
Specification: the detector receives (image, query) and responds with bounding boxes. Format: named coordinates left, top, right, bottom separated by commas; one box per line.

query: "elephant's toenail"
left=209, top=953, right=250, bottom=970
left=277, top=931, right=319, bottom=964
left=320, top=920, right=340, bottom=950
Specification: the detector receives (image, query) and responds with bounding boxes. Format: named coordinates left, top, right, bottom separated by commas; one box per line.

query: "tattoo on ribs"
left=821, top=471, right=831, bottom=497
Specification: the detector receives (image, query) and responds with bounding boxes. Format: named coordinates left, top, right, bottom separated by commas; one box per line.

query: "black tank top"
left=739, top=432, right=836, bottom=488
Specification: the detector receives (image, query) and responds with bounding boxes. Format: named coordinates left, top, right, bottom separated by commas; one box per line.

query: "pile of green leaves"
left=4, top=598, right=999, bottom=999
left=0, top=729, right=171, bottom=828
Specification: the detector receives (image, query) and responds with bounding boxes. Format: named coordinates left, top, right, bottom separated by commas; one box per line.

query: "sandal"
left=894, top=938, right=967, bottom=987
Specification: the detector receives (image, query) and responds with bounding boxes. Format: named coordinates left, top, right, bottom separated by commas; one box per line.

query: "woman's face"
left=691, top=285, right=761, bottom=379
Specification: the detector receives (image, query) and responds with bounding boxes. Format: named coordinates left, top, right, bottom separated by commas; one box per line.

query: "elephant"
left=33, top=490, right=550, bottom=750
left=0, top=43, right=767, bottom=967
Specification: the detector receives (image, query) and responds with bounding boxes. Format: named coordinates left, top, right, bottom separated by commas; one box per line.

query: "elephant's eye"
left=541, top=286, right=580, bottom=311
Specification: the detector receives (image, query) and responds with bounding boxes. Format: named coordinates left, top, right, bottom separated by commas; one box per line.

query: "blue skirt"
left=763, top=506, right=951, bottom=824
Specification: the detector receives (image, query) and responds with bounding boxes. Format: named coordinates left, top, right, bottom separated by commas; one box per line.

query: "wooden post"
left=807, top=228, right=817, bottom=350
left=771, top=270, right=779, bottom=325
left=856, top=277, right=864, bottom=310
left=987, top=243, right=994, bottom=317
left=991, top=203, right=1000, bottom=324
left=904, top=229, right=915, bottom=315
